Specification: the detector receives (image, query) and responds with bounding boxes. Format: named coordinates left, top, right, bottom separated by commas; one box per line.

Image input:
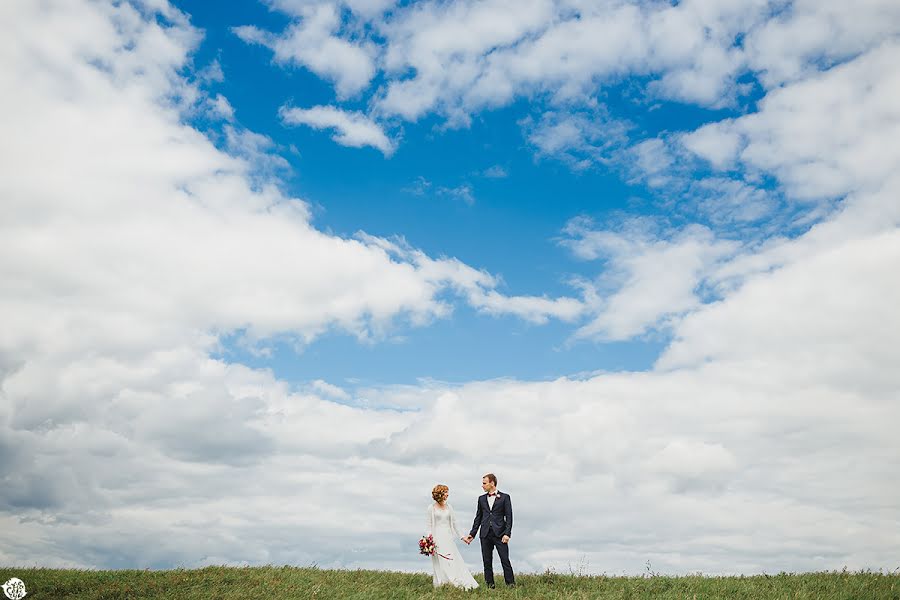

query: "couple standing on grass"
left=424, top=473, right=515, bottom=590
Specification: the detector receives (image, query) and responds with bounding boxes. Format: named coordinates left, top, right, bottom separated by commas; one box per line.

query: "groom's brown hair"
left=483, top=473, right=497, bottom=485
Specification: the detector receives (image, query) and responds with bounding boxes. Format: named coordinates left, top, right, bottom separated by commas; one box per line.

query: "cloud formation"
left=562, top=217, right=739, bottom=341
left=233, top=3, right=375, bottom=98
left=2, top=0, right=899, bottom=578
left=280, top=105, right=396, bottom=155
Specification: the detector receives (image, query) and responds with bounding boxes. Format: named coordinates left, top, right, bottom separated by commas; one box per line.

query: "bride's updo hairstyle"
left=432, top=484, right=449, bottom=503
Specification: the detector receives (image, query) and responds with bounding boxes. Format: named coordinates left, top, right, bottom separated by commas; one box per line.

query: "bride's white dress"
left=425, top=502, right=479, bottom=590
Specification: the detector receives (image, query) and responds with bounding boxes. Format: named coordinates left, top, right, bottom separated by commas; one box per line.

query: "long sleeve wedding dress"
left=425, top=503, right=479, bottom=590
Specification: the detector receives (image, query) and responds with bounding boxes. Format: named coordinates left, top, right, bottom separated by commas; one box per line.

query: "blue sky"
left=4, top=0, right=899, bottom=576
left=177, top=0, right=768, bottom=387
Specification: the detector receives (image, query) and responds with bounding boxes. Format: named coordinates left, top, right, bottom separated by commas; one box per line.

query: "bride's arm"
left=449, top=503, right=462, bottom=539
left=425, top=504, right=433, bottom=536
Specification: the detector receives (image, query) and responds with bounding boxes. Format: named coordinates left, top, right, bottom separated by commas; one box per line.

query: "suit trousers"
left=480, top=529, right=515, bottom=586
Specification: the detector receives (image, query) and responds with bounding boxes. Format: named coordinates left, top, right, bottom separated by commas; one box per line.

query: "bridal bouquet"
left=419, top=534, right=436, bottom=556
left=419, top=534, right=452, bottom=560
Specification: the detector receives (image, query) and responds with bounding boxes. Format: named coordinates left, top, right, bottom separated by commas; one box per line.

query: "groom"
left=462, top=473, right=515, bottom=588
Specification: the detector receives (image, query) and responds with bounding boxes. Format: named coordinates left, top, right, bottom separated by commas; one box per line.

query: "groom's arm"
left=469, top=498, right=483, bottom=538
left=502, top=495, right=513, bottom=538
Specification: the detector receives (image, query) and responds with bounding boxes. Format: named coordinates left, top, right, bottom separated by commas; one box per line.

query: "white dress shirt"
left=487, top=491, right=499, bottom=510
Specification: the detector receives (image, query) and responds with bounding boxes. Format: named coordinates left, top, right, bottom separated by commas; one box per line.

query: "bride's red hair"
left=431, top=484, right=449, bottom=503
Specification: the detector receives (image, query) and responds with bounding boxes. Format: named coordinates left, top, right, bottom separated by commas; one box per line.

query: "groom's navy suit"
left=469, top=491, right=515, bottom=586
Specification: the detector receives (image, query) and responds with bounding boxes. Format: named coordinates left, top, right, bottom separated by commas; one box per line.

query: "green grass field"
left=1, top=565, right=897, bottom=599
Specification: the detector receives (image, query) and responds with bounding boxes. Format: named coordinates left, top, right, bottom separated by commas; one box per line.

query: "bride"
left=425, top=484, right=479, bottom=590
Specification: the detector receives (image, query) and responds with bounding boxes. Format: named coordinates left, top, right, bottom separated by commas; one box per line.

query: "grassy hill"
left=1, top=565, right=897, bottom=599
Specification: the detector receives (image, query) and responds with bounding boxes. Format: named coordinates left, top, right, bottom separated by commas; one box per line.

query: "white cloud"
left=690, top=178, right=779, bottom=225
left=562, top=217, right=739, bottom=341
left=672, top=41, right=900, bottom=289
left=646, top=439, right=739, bottom=493
left=3, top=0, right=900, bottom=578
left=309, top=379, right=351, bottom=400
left=0, top=0, right=472, bottom=378
left=269, top=0, right=397, bottom=20
left=565, top=36, right=900, bottom=341
left=437, top=184, right=475, bottom=205
left=233, top=3, right=375, bottom=98
left=354, top=233, right=587, bottom=324
left=402, top=175, right=431, bottom=196
left=481, top=165, right=507, bottom=178
left=206, top=93, right=234, bottom=120
left=679, top=123, right=741, bottom=171
left=256, top=0, right=751, bottom=121
left=523, top=109, right=632, bottom=169
left=466, top=290, right=585, bottom=324
left=628, top=138, right=676, bottom=188
left=377, top=0, right=559, bottom=119
left=640, top=0, right=776, bottom=106
left=5, top=288, right=899, bottom=572
left=675, top=38, right=900, bottom=204
left=222, top=125, right=290, bottom=178
left=659, top=227, right=900, bottom=377
left=372, top=0, right=773, bottom=120
left=614, top=134, right=783, bottom=235
left=744, top=0, right=900, bottom=88
left=197, top=59, right=225, bottom=84
left=0, top=0, right=579, bottom=433
left=245, top=0, right=900, bottom=162
left=280, top=105, right=396, bottom=156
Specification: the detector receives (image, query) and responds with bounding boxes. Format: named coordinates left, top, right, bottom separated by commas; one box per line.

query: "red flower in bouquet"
left=418, top=534, right=452, bottom=560
left=419, top=534, right=435, bottom=556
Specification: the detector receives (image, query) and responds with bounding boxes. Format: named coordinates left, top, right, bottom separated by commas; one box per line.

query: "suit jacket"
left=469, top=491, right=513, bottom=539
